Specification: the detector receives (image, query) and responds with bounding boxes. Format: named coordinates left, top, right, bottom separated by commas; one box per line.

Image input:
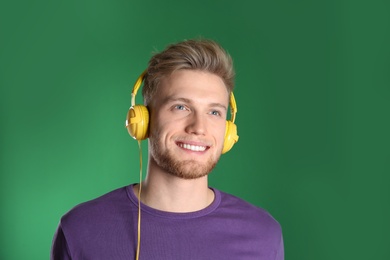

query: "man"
left=51, top=39, right=284, bottom=259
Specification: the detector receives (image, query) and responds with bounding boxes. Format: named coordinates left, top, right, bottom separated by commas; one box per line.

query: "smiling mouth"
left=177, top=142, right=208, bottom=152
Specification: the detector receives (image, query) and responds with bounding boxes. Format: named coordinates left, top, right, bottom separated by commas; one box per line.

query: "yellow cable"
left=135, top=140, right=142, bottom=260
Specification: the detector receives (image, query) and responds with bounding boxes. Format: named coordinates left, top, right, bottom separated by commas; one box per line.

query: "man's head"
left=139, top=39, right=236, bottom=180
left=142, top=39, right=235, bottom=106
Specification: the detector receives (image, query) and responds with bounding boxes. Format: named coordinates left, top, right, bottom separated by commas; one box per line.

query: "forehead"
left=155, top=70, right=229, bottom=104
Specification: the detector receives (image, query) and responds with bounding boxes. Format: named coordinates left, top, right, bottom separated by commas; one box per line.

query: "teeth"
left=179, top=143, right=207, bottom=152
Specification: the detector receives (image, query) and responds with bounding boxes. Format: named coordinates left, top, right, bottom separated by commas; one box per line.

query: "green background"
left=1, top=0, right=389, bottom=259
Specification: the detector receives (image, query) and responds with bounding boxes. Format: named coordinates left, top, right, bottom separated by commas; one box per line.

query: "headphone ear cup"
left=125, top=105, right=149, bottom=140
left=222, top=120, right=239, bottom=154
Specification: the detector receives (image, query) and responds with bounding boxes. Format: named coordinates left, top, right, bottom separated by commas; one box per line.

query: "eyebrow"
left=163, top=96, right=228, bottom=111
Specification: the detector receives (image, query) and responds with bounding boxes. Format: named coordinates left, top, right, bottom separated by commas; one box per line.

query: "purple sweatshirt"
left=51, top=185, right=284, bottom=259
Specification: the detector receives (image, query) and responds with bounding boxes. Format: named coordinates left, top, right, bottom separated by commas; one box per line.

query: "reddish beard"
left=149, top=136, right=220, bottom=179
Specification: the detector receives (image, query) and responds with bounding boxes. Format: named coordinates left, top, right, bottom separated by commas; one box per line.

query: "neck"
left=133, top=159, right=214, bottom=213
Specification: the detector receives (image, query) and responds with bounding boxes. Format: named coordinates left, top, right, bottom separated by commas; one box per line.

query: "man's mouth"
left=177, top=142, right=208, bottom=152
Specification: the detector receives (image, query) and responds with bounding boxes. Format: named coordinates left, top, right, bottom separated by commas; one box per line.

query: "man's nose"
left=185, top=112, right=206, bottom=135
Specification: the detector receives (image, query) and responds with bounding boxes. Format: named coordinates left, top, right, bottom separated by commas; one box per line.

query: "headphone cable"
left=136, top=140, right=142, bottom=260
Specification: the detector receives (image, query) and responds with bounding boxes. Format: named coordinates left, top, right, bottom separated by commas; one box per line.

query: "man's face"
left=148, top=69, right=229, bottom=179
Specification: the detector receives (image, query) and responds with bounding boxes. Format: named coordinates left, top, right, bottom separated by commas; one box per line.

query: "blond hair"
left=142, top=39, right=235, bottom=105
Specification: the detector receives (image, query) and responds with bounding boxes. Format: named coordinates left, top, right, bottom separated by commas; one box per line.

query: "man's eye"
left=210, top=110, right=220, bottom=116
left=174, top=105, right=186, bottom=110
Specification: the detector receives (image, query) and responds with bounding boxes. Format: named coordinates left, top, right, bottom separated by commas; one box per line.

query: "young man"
left=51, top=39, right=284, bottom=260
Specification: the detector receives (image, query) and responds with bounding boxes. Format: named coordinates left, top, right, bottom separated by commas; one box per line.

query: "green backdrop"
left=1, top=0, right=389, bottom=259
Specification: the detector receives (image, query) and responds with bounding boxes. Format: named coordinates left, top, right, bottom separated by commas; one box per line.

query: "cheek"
left=149, top=117, right=176, bottom=145
left=149, top=113, right=167, bottom=137
left=214, top=122, right=227, bottom=144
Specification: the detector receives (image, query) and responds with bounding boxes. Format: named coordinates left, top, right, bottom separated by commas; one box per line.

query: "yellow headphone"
left=125, top=70, right=239, bottom=154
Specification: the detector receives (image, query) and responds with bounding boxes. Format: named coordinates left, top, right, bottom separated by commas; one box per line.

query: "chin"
left=154, top=152, right=219, bottom=180
left=150, top=136, right=222, bottom=179
left=168, top=160, right=217, bottom=179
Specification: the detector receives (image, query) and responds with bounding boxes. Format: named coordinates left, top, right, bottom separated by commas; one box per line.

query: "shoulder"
left=60, top=185, right=134, bottom=229
left=217, top=189, right=282, bottom=234
left=212, top=189, right=283, bottom=256
left=55, top=185, right=137, bottom=257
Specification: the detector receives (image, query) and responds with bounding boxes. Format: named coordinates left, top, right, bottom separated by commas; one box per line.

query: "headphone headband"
left=131, top=70, right=147, bottom=107
left=229, top=91, right=237, bottom=123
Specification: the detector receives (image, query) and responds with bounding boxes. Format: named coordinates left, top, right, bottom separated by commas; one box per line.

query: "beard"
left=149, top=135, right=220, bottom=180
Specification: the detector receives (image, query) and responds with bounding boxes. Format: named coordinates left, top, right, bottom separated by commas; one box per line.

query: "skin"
left=133, top=69, right=230, bottom=213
